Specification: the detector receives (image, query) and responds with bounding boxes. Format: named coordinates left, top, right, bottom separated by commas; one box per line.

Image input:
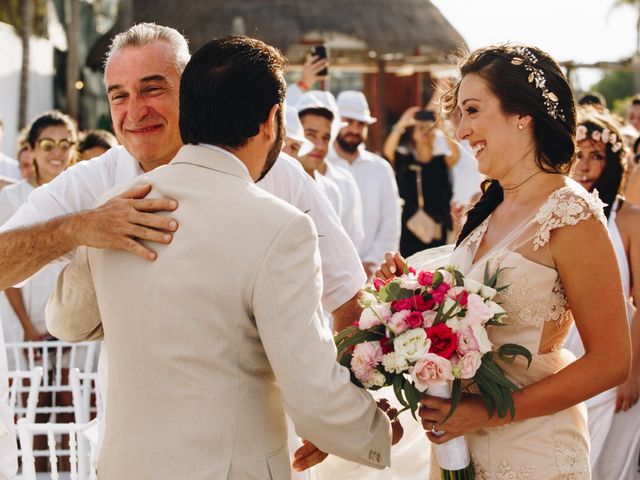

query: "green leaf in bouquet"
left=393, top=374, right=409, bottom=409
left=334, top=325, right=360, bottom=347
left=403, top=378, right=421, bottom=420
left=442, top=378, right=462, bottom=423
left=478, top=357, right=518, bottom=391
left=474, top=376, right=496, bottom=417
left=453, top=270, right=465, bottom=287
left=495, top=285, right=510, bottom=293
left=497, top=343, right=532, bottom=368
left=336, top=330, right=385, bottom=358
left=432, top=270, right=444, bottom=287
left=432, top=302, right=447, bottom=326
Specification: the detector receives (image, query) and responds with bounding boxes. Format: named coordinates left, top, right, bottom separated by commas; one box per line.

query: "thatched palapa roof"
left=87, top=0, right=466, bottom=71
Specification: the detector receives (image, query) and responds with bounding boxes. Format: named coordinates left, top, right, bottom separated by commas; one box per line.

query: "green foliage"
left=0, top=0, right=48, bottom=36
left=591, top=70, right=635, bottom=109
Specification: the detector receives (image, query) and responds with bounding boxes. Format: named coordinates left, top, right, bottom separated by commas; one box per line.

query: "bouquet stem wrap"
left=429, top=383, right=473, bottom=474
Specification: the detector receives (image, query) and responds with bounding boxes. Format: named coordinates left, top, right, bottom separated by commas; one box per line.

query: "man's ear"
left=261, top=104, right=280, bottom=142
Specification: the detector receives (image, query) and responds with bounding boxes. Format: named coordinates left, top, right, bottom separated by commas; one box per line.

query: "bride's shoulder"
left=532, top=179, right=607, bottom=250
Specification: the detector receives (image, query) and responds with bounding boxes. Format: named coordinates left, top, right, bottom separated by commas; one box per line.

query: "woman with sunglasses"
left=564, top=108, right=640, bottom=480
left=0, top=110, right=77, bottom=348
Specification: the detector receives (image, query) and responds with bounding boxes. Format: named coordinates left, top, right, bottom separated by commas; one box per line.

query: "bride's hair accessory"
left=509, top=46, right=566, bottom=122
left=576, top=124, right=623, bottom=153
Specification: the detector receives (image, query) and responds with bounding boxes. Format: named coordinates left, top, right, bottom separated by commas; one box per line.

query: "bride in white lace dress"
left=377, top=44, right=630, bottom=479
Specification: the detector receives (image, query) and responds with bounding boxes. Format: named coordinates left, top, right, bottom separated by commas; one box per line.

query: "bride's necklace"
left=501, top=170, right=543, bottom=192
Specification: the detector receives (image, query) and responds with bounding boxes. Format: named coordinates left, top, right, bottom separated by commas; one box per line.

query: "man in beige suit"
left=47, top=36, right=392, bottom=479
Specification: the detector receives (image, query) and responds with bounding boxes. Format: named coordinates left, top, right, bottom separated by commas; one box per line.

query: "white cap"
left=336, top=90, right=377, bottom=125
left=295, top=90, right=347, bottom=144
left=284, top=105, right=314, bottom=157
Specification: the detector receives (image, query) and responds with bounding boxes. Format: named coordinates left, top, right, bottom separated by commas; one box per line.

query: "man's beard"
left=257, top=109, right=285, bottom=182
left=336, top=132, right=362, bottom=154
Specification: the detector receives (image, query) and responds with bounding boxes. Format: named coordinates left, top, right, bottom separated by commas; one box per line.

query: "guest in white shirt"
left=295, top=91, right=364, bottom=249
left=0, top=116, right=20, bottom=190
left=329, top=90, right=401, bottom=277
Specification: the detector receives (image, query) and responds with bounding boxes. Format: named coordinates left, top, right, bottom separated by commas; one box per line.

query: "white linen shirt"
left=0, top=154, right=20, bottom=182
left=323, top=161, right=364, bottom=251
left=328, top=146, right=401, bottom=265
left=1, top=145, right=365, bottom=313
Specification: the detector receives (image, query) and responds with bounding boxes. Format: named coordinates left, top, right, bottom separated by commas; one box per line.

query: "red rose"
left=391, top=298, right=414, bottom=312
left=405, top=311, right=424, bottom=329
left=455, top=290, right=469, bottom=307
left=417, top=271, right=434, bottom=286
left=380, top=336, right=394, bottom=354
left=414, top=295, right=435, bottom=312
left=408, top=266, right=417, bottom=275
left=426, top=323, right=458, bottom=359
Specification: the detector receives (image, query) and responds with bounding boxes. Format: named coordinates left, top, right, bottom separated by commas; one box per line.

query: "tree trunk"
left=19, top=0, right=34, bottom=129
left=66, top=0, right=80, bottom=121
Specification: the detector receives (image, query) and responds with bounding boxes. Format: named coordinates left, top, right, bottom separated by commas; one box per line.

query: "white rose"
left=480, top=285, right=497, bottom=300
left=445, top=317, right=464, bottom=332
left=463, top=277, right=483, bottom=294
left=382, top=351, right=409, bottom=374
left=439, top=270, right=454, bottom=285
left=393, top=328, right=431, bottom=363
left=359, top=291, right=378, bottom=308
left=485, top=300, right=506, bottom=317
left=362, top=370, right=387, bottom=389
left=471, top=325, right=493, bottom=354
left=399, top=275, right=420, bottom=291
left=442, top=297, right=461, bottom=317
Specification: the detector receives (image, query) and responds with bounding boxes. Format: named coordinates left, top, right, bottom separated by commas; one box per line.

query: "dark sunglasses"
left=37, top=138, right=75, bottom=152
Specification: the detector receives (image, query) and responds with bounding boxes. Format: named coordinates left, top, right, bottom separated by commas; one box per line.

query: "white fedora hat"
left=336, top=90, right=377, bottom=125
left=284, top=104, right=314, bottom=157
left=295, top=90, right=347, bottom=143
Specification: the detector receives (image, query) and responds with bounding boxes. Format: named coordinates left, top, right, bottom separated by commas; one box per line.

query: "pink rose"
left=387, top=310, right=410, bottom=334
left=456, top=326, right=480, bottom=355
left=359, top=304, right=391, bottom=330
left=458, top=351, right=482, bottom=379
left=465, top=293, right=494, bottom=325
left=418, top=271, right=434, bottom=286
left=422, top=310, right=437, bottom=328
left=351, top=342, right=383, bottom=383
left=373, top=277, right=392, bottom=291
left=411, top=353, right=454, bottom=392
left=405, top=311, right=424, bottom=329
left=447, top=286, right=469, bottom=307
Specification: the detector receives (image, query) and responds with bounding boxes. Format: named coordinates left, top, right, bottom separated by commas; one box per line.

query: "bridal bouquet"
left=335, top=264, right=531, bottom=480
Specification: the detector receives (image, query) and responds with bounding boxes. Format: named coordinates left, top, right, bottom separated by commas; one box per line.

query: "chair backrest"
left=8, top=367, right=43, bottom=423
left=5, top=341, right=99, bottom=417
left=69, top=368, right=100, bottom=424
left=17, top=419, right=97, bottom=480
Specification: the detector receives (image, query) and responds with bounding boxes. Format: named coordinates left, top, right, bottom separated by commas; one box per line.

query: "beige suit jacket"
left=47, top=145, right=391, bottom=480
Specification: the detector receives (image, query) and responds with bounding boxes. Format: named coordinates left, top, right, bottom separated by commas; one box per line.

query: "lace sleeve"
left=532, top=187, right=606, bottom=251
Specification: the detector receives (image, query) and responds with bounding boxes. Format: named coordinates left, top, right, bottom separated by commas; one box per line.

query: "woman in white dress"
left=564, top=109, right=640, bottom=479
left=376, top=44, right=631, bottom=479
left=0, top=111, right=78, bottom=349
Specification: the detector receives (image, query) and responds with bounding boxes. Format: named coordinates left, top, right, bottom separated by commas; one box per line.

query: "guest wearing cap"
left=295, top=91, right=364, bottom=250
left=383, top=107, right=459, bottom=256
left=328, top=91, right=401, bottom=277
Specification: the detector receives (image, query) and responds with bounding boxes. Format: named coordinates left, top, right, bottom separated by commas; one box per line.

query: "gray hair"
left=104, top=23, right=190, bottom=73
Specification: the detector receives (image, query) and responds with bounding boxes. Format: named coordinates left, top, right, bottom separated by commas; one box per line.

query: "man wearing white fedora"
left=329, top=91, right=401, bottom=296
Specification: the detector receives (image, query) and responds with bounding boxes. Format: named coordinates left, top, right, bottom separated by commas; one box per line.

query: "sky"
left=430, top=0, right=638, bottom=90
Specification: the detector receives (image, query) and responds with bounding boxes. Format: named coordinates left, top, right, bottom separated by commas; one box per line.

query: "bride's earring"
left=517, top=124, right=524, bottom=130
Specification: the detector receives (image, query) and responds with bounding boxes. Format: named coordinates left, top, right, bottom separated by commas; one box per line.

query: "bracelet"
left=297, top=80, right=310, bottom=91
left=392, top=124, right=405, bottom=134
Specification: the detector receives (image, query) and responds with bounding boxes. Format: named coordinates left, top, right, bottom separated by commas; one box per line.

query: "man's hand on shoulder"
left=71, top=184, right=179, bottom=260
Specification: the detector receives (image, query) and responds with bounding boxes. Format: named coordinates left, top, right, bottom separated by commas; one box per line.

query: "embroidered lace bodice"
left=451, top=184, right=606, bottom=356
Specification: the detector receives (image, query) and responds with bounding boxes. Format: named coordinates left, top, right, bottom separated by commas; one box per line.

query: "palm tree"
left=19, top=0, right=34, bottom=129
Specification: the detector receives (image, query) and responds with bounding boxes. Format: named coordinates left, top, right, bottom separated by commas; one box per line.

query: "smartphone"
left=310, top=45, right=328, bottom=76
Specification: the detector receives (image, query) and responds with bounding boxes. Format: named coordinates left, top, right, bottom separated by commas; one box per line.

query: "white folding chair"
left=5, top=341, right=99, bottom=419
left=8, top=367, right=43, bottom=423
left=69, top=369, right=100, bottom=479
left=17, top=419, right=97, bottom=480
